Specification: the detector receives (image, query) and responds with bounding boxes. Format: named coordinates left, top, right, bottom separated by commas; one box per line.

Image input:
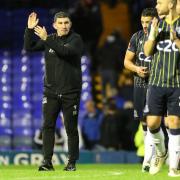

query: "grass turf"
left=0, top=164, right=177, bottom=180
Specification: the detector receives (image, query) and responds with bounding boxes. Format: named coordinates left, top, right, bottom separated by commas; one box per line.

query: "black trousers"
left=42, top=92, right=80, bottom=162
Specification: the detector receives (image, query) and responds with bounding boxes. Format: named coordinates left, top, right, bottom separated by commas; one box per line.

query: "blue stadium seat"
left=0, top=127, right=12, bottom=150
left=0, top=113, right=11, bottom=128
left=33, top=117, right=43, bottom=129
left=12, top=128, right=33, bottom=150
left=0, top=85, right=11, bottom=94
left=0, top=100, right=12, bottom=110
left=12, top=93, right=31, bottom=104
left=31, top=93, right=43, bottom=103
left=12, top=83, right=31, bottom=93
left=12, top=112, right=32, bottom=127
left=0, top=74, right=11, bottom=85
left=0, top=93, right=12, bottom=102
left=0, top=63, right=11, bottom=73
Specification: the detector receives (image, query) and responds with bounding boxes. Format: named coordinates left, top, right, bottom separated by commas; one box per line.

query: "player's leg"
left=134, top=87, right=154, bottom=172
left=147, top=115, right=167, bottom=174
left=163, top=116, right=169, bottom=151
left=167, top=88, right=180, bottom=177
left=168, top=116, right=180, bottom=177
left=146, top=86, right=167, bottom=175
left=142, top=125, right=155, bottom=172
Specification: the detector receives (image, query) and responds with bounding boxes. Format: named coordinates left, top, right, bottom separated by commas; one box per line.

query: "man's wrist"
left=148, top=26, right=158, bottom=41
left=42, top=36, right=47, bottom=41
left=134, top=66, right=139, bottom=73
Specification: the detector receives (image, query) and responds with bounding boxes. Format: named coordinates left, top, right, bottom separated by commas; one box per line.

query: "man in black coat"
left=24, top=11, right=83, bottom=171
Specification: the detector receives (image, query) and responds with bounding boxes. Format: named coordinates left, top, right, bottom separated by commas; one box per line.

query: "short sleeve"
left=127, top=33, right=137, bottom=53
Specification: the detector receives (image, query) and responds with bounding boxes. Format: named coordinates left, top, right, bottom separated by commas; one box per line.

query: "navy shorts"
left=146, top=86, right=180, bottom=116
left=133, top=86, right=147, bottom=120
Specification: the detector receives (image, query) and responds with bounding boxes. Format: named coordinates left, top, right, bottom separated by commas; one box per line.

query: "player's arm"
left=170, top=29, right=180, bottom=50
left=124, top=50, right=148, bottom=78
left=169, top=9, right=180, bottom=51
left=24, top=12, right=45, bottom=51
left=144, top=18, right=159, bottom=56
left=124, top=34, right=148, bottom=78
left=124, top=50, right=137, bottom=72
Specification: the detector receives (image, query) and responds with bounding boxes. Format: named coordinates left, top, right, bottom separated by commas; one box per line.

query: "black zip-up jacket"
left=24, top=28, right=83, bottom=95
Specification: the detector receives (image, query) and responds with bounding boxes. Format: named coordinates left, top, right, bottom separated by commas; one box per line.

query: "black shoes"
left=38, top=160, right=55, bottom=171
left=38, top=160, right=76, bottom=171
left=64, top=161, right=76, bottom=171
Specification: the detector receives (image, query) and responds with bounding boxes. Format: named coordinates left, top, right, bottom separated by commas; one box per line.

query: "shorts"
left=133, top=86, right=147, bottom=120
left=146, top=86, right=180, bottom=116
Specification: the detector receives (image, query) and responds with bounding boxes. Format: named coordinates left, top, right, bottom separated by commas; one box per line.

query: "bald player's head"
left=156, top=0, right=177, bottom=16
left=177, top=0, right=180, bottom=15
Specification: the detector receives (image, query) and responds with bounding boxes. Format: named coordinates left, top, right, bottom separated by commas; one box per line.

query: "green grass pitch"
left=0, top=164, right=177, bottom=180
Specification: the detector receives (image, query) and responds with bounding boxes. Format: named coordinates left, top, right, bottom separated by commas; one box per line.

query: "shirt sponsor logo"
left=138, top=52, right=151, bottom=62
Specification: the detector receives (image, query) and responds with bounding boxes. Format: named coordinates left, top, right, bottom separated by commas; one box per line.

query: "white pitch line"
left=14, top=171, right=124, bottom=180
left=111, top=172, right=124, bottom=175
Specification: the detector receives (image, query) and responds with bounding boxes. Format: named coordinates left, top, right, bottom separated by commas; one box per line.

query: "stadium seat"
left=12, top=112, right=32, bottom=127
left=0, top=127, right=12, bottom=150
left=12, top=127, right=33, bottom=150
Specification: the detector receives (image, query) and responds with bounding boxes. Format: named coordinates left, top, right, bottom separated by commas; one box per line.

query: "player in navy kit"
left=124, top=8, right=158, bottom=173
left=144, top=0, right=180, bottom=177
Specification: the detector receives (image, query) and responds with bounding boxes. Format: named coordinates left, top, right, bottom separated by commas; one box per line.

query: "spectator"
left=100, top=99, right=122, bottom=150
left=97, top=30, right=126, bottom=95
left=81, top=99, right=103, bottom=150
left=70, top=0, right=103, bottom=71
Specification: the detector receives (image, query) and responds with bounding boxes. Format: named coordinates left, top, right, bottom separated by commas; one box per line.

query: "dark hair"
left=54, top=11, right=71, bottom=22
left=141, top=8, right=158, bottom=18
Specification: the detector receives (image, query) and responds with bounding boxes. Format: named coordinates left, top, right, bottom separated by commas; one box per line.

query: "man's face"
left=53, top=17, right=71, bottom=36
left=141, top=16, right=153, bottom=34
left=177, top=0, right=180, bottom=15
left=85, top=100, right=95, bottom=113
left=156, top=0, right=170, bottom=16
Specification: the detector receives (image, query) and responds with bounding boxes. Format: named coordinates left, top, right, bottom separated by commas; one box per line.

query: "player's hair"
left=54, top=11, right=71, bottom=22
left=141, top=8, right=158, bottom=18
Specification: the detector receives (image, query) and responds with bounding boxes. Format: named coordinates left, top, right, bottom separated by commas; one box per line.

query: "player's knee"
left=168, top=118, right=180, bottom=129
left=147, top=116, right=161, bottom=130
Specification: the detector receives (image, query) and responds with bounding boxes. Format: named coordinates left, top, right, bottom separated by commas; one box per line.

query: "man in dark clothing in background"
left=70, top=0, right=103, bottom=71
left=24, top=11, right=83, bottom=171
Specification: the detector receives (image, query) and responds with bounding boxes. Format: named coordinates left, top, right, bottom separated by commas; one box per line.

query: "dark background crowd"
left=0, top=0, right=155, bottom=151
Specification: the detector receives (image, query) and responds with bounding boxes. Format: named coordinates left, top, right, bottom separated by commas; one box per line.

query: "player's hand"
left=28, top=12, right=39, bottom=29
left=151, top=17, right=159, bottom=29
left=34, top=26, right=47, bottom=40
left=148, top=17, right=159, bottom=40
left=136, top=66, right=149, bottom=78
left=170, top=28, right=178, bottom=41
